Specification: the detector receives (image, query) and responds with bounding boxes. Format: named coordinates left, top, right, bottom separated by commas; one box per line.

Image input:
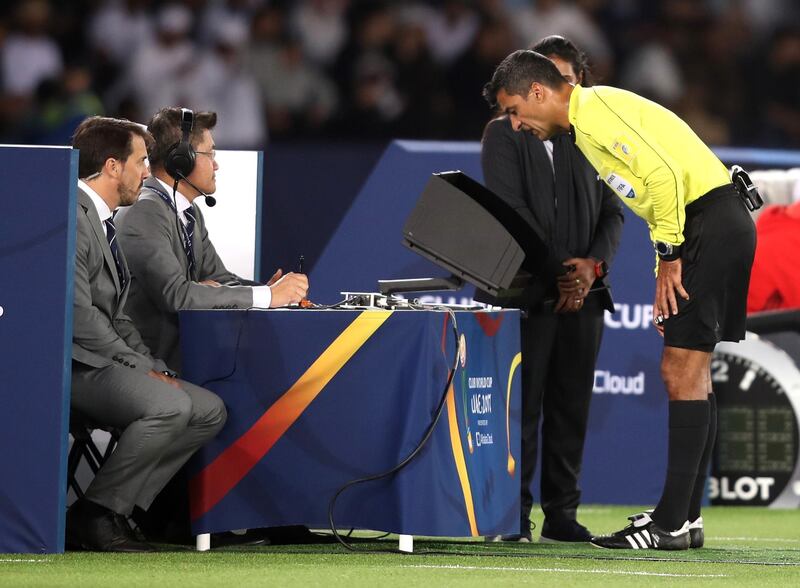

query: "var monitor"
left=401, top=171, right=547, bottom=297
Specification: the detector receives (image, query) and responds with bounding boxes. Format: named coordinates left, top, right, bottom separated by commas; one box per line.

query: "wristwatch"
left=594, top=259, right=608, bottom=279
left=655, top=241, right=681, bottom=261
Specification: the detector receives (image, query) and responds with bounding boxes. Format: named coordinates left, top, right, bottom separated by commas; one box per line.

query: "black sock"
left=651, top=400, right=709, bottom=531
left=687, top=394, right=717, bottom=521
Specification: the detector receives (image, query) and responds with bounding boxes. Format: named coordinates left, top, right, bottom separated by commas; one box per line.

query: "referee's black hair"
left=531, top=35, right=592, bottom=86
left=483, top=49, right=567, bottom=109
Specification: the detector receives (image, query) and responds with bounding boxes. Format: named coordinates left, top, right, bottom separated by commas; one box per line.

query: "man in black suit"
left=67, top=116, right=227, bottom=551
left=482, top=37, right=623, bottom=543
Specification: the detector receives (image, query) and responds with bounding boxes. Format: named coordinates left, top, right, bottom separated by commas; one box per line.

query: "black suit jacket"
left=479, top=116, right=624, bottom=311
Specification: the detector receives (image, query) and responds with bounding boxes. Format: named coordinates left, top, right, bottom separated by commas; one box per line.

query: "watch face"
left=655, top=242, right=670, bottom=256
left=711, top=338, right=800, bottom=506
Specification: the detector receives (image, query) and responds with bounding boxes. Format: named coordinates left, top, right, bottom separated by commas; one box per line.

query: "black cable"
left=328, top=307, right=460, bottom=553
left=314, top=528, right=391, bottom=540
left=294, top=297, right=361, bottom=310
left=198, top=307, right=252, bottom=388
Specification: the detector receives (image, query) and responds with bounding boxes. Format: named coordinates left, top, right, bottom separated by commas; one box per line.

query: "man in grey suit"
left=116, top=107, right=308, bottom=373
left=67, top=116, right=227, bottom=552
left=116, top=107, right=310, bottom=545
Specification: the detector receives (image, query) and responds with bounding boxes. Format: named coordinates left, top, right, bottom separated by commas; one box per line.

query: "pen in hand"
left=296, top=254, right=313, bottom=308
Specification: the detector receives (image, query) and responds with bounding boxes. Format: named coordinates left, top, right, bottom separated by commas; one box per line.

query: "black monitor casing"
left=402, top=171, right=548, bottom=301
left=402, top=171, right=612, bottom=310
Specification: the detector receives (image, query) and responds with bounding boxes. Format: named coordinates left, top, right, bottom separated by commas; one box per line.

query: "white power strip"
left=338, top=292, right=412, bottom=309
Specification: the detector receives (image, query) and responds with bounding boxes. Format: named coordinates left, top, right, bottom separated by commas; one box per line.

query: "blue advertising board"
left=0, top=145, right=77, bottom=553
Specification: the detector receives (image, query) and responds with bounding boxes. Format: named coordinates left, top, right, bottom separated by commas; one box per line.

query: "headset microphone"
left=176, top=171, right=217, bottom=207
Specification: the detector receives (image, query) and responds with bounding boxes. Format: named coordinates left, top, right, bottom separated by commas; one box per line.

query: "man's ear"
left=102, top=156, right=119, bottom=179
left=529, top=82, right=546, bottom=102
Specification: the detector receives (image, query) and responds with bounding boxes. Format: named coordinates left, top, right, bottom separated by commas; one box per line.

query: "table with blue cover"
left=180, top=308, right=521, bottom=538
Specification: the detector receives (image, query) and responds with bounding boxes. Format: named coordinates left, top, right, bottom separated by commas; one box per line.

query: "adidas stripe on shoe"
left=590, top=512, right=690, bottom=550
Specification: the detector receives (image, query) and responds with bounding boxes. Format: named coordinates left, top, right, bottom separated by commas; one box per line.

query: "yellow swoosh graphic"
left=506, top=352, right=522, bottom=476
left=446, top=379, right=479, bottom=536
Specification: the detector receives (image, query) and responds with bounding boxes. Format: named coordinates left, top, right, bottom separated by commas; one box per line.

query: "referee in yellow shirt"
left=483, top=50, right=756, bottom=550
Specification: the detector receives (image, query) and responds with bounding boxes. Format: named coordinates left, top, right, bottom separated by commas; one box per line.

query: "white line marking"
left=713, top=537, right=800, bottom=544
left=402, top=564, right=726, bottom=578
left=0, top=559, right=47, bottom=563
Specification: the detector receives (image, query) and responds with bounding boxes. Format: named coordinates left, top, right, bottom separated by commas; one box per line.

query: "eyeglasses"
left=196, top=149, right=216, bottom=161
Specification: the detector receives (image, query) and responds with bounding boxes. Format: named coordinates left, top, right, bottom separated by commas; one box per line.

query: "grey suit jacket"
left=115, top=177, right=256, bottom=371
left=73, top=188, right=167, bottom=374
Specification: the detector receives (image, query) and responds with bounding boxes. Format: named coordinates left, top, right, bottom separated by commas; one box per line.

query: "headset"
left=164, top=108, right=196, bottom=181
left=164, top=107, right=216, bottom=207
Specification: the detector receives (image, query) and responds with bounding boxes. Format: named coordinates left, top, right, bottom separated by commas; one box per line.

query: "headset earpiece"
left=164, top=108, right=196, bottom=181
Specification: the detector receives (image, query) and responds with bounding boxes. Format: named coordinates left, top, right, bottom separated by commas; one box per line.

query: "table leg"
left=196, top=533, right=211, bottom=551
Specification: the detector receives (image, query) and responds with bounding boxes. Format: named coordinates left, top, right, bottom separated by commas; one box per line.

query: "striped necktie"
left=183, top=206, right=196, bottom=278
left=147, top=183, right=197, bottom=278
left=104, top=215, right=127, bottom=290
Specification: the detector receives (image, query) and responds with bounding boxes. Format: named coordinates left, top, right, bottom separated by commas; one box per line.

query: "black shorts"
left=664, top=184, right=756, bottom=352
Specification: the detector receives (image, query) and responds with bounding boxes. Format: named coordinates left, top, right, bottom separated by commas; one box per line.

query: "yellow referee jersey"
left=568, top=84, right=730, bottom=246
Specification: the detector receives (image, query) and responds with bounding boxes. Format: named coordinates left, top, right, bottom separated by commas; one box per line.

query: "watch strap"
left=655, top=241, right=681, bottom=261
left=658, top=248, right=681, bottom=262
left=594, top=260, right=608, bottom=279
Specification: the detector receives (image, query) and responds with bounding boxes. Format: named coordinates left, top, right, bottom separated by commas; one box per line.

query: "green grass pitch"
left=3, top=506, right=799, bottom=587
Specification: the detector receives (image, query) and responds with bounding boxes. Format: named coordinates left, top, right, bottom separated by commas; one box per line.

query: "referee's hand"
left=654, top=258, right=690, bottom=334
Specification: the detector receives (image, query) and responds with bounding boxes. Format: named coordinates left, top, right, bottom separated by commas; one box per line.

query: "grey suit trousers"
left=71, top=362, right=227, bottom=515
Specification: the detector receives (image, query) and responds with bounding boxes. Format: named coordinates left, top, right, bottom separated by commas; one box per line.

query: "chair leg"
left=67, top=423, right=118, bottom=501
left=67, top=439, right=86, bottom=500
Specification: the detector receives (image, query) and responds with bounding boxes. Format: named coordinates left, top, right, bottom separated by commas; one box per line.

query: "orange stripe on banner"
left=190, top=310, right=393, bottom=520
left=446, top=381, right=479, bottom=536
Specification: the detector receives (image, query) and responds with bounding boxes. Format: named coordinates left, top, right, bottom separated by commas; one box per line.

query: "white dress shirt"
left=543, top=140, right=555, bottom=175
left=79, top=180, right=113, bottom=236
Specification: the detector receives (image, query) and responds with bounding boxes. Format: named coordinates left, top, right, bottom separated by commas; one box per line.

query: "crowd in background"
left=1, top=0, right=799, bottom=148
